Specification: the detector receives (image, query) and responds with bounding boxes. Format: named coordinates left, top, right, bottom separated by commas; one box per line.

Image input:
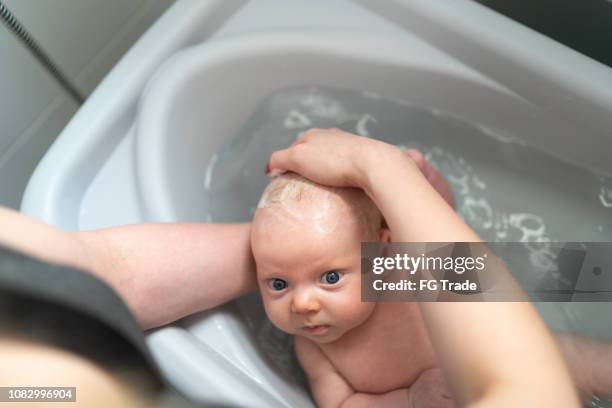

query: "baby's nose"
left=291, top=290, right=320, bottom=314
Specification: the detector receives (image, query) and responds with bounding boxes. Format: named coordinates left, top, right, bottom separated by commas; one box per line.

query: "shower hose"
left=0, top=1, right=84, bottom=104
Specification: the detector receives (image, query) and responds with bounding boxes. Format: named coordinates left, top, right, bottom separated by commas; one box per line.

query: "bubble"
left=355, top=113, right=376, bottom=137
left=283, top=109, right=311, bottom=129
left=508, top=213, right=546, bottom=242
left=300, top=90, right=347, bottom=119
left=203, top=153, right=219, bottom=192
left=472, top=175, right=487, bottom=190
left=599, top=185, right=612, bottom=208
left=493, top=212, right=508, bottom=230
left=460, top=197, right=493, bottom=230
left=475, top=124, right=527, bottom=146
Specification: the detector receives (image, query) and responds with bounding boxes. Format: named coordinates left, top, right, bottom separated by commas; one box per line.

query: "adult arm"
left=0, top=206, right=257, bottom=329
left=269, top=128, right=579, bottom=407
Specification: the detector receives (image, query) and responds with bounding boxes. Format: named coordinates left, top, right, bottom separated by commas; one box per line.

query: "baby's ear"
left=378, top=227, right=392, bottom=243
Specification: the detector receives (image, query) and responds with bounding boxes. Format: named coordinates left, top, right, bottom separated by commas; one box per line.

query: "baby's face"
left=251, top=200, right=376, bottom=344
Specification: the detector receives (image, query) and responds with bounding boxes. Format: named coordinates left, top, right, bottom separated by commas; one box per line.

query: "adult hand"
left=266, top=128, right=457, bottom=207
left=267, top=128, right=409, bottom=190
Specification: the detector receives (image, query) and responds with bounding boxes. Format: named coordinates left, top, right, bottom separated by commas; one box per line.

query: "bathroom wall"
left=0, top=0, right=175, bottom=209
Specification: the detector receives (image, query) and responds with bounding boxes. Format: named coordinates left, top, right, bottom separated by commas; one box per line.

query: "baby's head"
left=251, top=173, right=390, bottom=344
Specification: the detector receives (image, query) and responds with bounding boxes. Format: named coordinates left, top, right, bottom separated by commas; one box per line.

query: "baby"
left=251, top=155, right=454, bottom=407
left=251, top=151, right=612, bottom=407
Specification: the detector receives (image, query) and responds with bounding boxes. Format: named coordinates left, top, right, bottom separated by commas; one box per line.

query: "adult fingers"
left=290, top=127, right=324, bottom=147
left=271, top=128, right=328, bottom=172
left=403, top=148, right=426, bottom=171
left=267, top=145, right=306, bottom=176
left=404, top=148, right=437, bottom=181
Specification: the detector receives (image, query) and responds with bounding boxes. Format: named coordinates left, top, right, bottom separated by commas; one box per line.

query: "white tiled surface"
left=0, top=0, right=175, bottom=208
left=0, top=96, right=78, bottom=209
left=0, top=23, right=75, bottom=208
left=0, top=25, right=66, bottom=154
left=4, top=0, right=143, bottom=91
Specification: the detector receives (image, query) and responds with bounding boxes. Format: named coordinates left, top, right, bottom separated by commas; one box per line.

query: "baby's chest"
left=321, top=313, right=435, bottom=393
left=326, top=343, right=420, bottom=393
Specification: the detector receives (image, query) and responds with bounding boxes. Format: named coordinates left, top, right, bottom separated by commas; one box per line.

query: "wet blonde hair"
left=257, top=173, right=382, bottom=240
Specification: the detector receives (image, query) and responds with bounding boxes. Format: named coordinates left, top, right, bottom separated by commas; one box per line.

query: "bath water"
left=203, top=85, right=612, bottom=242
left=201, top=85, right=612, bottom=398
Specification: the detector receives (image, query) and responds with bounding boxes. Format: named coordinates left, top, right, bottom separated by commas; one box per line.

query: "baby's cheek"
left=335, top=295, right=375, bottom=327
left=261, top=296, right=295, bottom=334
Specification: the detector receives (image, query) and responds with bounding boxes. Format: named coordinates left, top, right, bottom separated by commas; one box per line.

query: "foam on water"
left=202, top=86, right=612, bottom=343
left=283, top=110, right=311, bottom=129
left=600, top=185, right=612, bottom=208
left=203, top=152, right=218, bottom=192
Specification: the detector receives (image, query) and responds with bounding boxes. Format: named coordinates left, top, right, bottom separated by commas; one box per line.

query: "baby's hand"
left=267, top=128, right=409, bottom=190
left=408, top=368, right=455, bottom=408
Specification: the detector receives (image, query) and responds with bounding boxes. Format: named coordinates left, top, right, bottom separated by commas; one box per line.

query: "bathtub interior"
left=137, top=31, right=612, bottom=222
left=136, top=28, right=612, bottom=405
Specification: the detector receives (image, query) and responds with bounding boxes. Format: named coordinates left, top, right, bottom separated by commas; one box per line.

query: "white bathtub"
left=22, top=0, right=612, bottom=406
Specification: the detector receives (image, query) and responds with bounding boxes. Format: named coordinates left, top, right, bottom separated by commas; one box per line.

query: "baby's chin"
left=269, top=320, right=345, bottom=344
left=266, top=316, right=348, bottom=344
left=295, top=328, right=346, bottom=344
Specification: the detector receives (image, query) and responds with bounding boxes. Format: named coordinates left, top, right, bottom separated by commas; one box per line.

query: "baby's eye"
left=321, top=271, right=342, bottom=285
left=268, top=278, right=288, bottom=291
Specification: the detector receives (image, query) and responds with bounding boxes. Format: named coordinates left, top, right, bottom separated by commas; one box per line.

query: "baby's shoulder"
left=294, top=336, right=342, bottom=383
left=293, top=335, right=315, bottom=355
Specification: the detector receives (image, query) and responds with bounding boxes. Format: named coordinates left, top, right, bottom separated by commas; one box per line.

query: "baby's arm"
left=294, top=336, right=355, bottom=408
left=0, top=206, right=257, bottom=329
left=295, top=337, right=446, bottom=408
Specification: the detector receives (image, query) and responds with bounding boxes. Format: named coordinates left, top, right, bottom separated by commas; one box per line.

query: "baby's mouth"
left=302, top=325, right=330, bottom=335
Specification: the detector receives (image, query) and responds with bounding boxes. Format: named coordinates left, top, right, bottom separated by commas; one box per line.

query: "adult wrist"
left=358, top=141, right=419, bottom=199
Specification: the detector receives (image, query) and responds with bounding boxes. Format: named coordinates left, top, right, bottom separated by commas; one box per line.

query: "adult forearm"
left=359, top=156, right=579, bottom=407
left=0, top=206, right=92, bottom=271
left=77, top=222, right=257, bottom=329
left=0, top=207, right=257, bottom=329
left=0, top=206, right=141, bottom=320
left=361, top=146, right=479, bottom=243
